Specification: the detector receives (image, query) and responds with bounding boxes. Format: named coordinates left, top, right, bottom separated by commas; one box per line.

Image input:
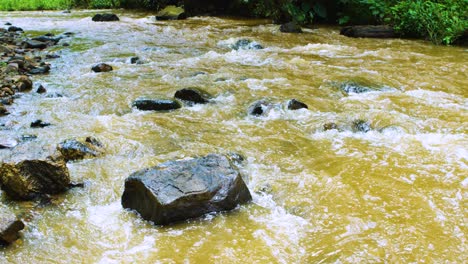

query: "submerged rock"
left=231, top=39, right=263, bottom=50
left=280, top=22, right=302, bottom=33
left=323, top=122, right=338, bottom=131
left=15, top=75, right=33, bottom=92
left=92, top=14, right=119, bottom=22
left=92, top=63, right=113, bottom=73
left=287, top=99, right=308, bottom=110
left=340, top=82, right=373, bottom=94
left=0, top=138, right=18, bottom=149
left=340, top=25, right=396, bottom=38
left=0, top=157, right=70, bottom=200
left=133, top=98, right=181, bottom=111
left=156, top=6, right=186, bottom=20
left=248, top=99, right=272, bottom=116
left=121, top=154, right=252, bottom=225
left=174, top=88, right=211, bottom=105
left=352, top=119, right=372, bottom=133
left=0, top=213, right=25, bottom=246
left=57, top=137, right=104, bottom=161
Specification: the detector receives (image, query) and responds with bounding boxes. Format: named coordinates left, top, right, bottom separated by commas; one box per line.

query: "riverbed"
left=1, top=10, right=467, bottom=263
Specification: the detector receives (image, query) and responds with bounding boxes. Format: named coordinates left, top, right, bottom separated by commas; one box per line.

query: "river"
left=0, top=10, right=467, bottom=263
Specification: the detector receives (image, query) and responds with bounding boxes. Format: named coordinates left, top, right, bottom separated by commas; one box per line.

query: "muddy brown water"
left=0, top=10, right=467, bottom=263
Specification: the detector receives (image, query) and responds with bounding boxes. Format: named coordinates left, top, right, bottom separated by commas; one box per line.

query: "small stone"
left=45, top=54, right=60, bottom=59
left=57, top=137, right=104, bottom=161
left=36, top=85, right=47, bottom=94
left=92, top=63, right=113, bottom=73
left=0, top=213, right=25, bottom=245
left=62, top=43, right=70, bottom=47
left=231, top=39, right=263, bottom=50
left=30, top=120, right=51, bottom=128
left=248, top=99, right=271, bottom=116
left=130, top=56, right=140, bottom=64
left=287, top=99, right=308, bottom=110
left=323, top=122, right=338, bottom=131
left=24, top=40, right=47, bottom=49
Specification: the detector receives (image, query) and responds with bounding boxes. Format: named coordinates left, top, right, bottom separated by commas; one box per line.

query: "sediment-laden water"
left=0, top=10, right=467, bottom=263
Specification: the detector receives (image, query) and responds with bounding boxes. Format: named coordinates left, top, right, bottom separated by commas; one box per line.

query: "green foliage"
left=391, top=0, right=468, bottom=44
left=0, top=0, right=73, bottom=11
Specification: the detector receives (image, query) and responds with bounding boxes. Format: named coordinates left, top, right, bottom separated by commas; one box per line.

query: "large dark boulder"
left=92, top=14, right=120, bottom=22
left=57, top=137, right=104, bottom=162
left=174, top=88, right=211, bottom=105
left=0, top=156, right=70, bottom=200
left=155, top=6, right=187, bottom=20
left=340, top=25, right=396, bottom=38
left=133, top=98, right=181, bottom=111
left=122, top=154, right=252, bottom=225
left=280, top=22, right=302, bottom=33
left=0, top=212, right=25, bottom=246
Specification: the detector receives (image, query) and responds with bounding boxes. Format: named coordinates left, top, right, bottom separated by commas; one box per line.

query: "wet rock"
left=92, top=14, right=120, bottom=22
left=63, top=32, right=74, bottom=36
left=130, top=56, right=140, bottom=64
left=5, top=22, right=12, bottom=26
left=280, top=22, right=302, bottom=33
left=62, top=10, right=71, bottom=14
left=340, top=25, right=396, bottom=38
left=36, top=85, right=47, bottom=94
left=92, top=63, right=113, bottom=73
left=0, top=45, right=13, bottom=54
left=30, top=120, right=51, bottom=128
left=156, top=5, right=186, bottom=20
left=0, top=105, right=8, bottom=116
left=174, top=88, right=211, bottom=105
left=0, top=138, right=18, bottom=149
left=323, top=122, right=338, bottom=131
left=24, top=40, right=47, bottom=49
left=57, top=137, right=104, bottom=161
left=29, top=65, right=50, bottom=75
left=7, top=26, right=23, bottom=32
left=121, top=154, right=252, bottom=225
left=15, top=76, right=33, bottom=92
left=62, top=43, right=70, bottom=47
left=0, top=213, right=25, bottom=245
left=45, top=54, right=60, bottom=59
left=248, top=99, right=272, bottom=116
left=352, top=119, right=372, bottom=133
left=133, top=98, right=181, bottom=111
left=0, top=157, right=70, bottom=200
left=231, top=39, right=263, bottom=50
left=287, top=99, right=308, bottom=110
left=32, top=36, right=61, bottom=45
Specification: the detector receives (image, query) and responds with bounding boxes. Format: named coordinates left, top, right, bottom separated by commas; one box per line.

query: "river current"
left=0, top=10, right=467, bottom=263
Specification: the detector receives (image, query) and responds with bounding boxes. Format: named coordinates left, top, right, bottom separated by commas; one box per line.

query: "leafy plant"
left=391, top=0, right=468, bottom=44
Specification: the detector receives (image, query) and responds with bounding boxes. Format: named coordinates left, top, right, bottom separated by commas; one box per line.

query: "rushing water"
left=0, top=10, right=467, bottom=263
